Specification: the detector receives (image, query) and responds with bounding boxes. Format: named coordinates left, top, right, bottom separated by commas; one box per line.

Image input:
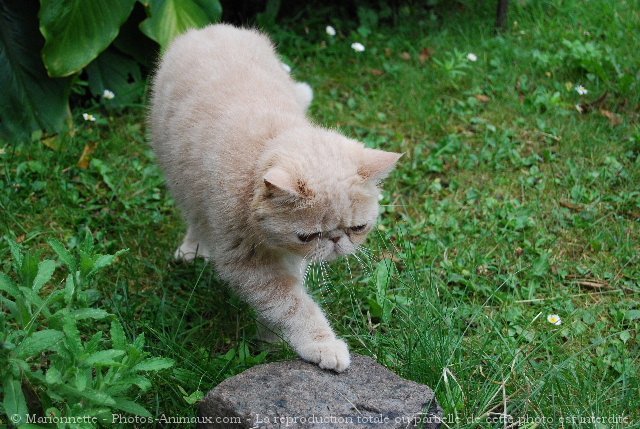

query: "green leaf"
left=0, top=0, right=71, bottom=142
left=5, top=236, right=24, bottom=272
left=71, top=308, right=110, bottom=320
left=110, top=319, right=127, bottom=350
left=64, top=273, right=75, bottom=304
left=63, top=316, right=83, bottom=355
left=48, top=238, right=76, bottom=271
left=3, top=377, right=28, bottom=425
left=86, top=48, right=143, bottom=106
left=45, top=367, right=62, bottom=384
left=112, top=397, right=152, bottom=417
left=375, top=259, right=392, bottom=304
left=532, top=253, right=550, bottom=277
left=57, top=383, right=115, bottom=406
left=15, top=329, right=64, bottom=358
left=75, top=369, right=89, bottom=391
left=39, top=0, right=137, bottom=77
left=139, top=0, right=211, bottom=50
left=84, top=349, right=125, bottom=366
left=32, top=259, right=56, bottom=293
left=182, top=389, right=204, bottom=405
left=192, top=0, right=222, bottom=22
left=112, top=6, right=158, bottom=67
left=132, top=357, right=175, bottom=372
left=626, top=310, right=640, bottom=320
left=619, top=330, right=631, bottom=343
left=87, top=249, right=128, bottom=278
left=0, top=272, right=19, bottom=297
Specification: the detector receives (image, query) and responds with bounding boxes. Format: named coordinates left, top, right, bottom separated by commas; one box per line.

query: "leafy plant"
left=0, top=0, right=222, bottom=142
left=432, top=49, right=471, bottom=88
left=0, top=234, right=174, bottom=425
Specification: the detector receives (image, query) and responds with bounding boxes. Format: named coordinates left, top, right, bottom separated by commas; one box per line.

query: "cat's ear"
left=264, top=167, right=297, bottom=196
left=358, top=149, right=403, bottom=182
left=264, top=167, right=314, bottom=199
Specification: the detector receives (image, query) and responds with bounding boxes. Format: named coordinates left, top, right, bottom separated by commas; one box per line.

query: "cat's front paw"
left=298, top=338, right=350, bottom=372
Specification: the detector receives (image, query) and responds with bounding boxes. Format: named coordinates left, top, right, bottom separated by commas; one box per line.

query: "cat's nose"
left=330, top=236, right=340, bottom=243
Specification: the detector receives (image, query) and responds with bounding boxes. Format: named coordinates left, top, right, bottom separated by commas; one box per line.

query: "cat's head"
left=253, top=128, right=401, bottom=261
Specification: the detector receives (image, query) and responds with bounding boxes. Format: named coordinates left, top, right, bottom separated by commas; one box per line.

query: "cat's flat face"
left=254, top=130, right=400, bottom=262
left=259, top=185, right=380, bottom=261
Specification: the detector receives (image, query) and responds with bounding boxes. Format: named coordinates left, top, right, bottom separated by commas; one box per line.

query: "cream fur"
left=149, top=24, right=400, bottom=372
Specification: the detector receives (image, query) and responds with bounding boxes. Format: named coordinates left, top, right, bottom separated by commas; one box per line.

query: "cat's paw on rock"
left=298, top=339, right=350, bottom=372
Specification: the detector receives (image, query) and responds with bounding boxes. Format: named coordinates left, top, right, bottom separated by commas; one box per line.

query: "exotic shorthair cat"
left=149, top=24, right=400, bottom=372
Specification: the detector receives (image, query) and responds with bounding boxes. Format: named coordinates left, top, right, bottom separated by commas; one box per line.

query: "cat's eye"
left=349, top=224, right=367, bottom=233
left=297, top=232, right=321, bottom=242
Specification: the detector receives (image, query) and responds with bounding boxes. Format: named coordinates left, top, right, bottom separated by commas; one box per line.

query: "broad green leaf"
left=133, top=332, right=145, bottom=349
left=182, top=389, right=204, bottom=405
left=0, top=272, right=19, bottom=297
left=375, top=259, right=392, bottom=304
left=75, top=369, right=89, bottom=391
left=45, top=367, right=62, bottom=384
left=132, top=357, right=175, bottom=372
left=19, top=286, right=44, bottom=309
left=112, top=397, right=152, bottom=417
left=63, top=316, right=83, bottom=355
left=532, top=253, right=550, bottom=277
left=57, top=383, right=116, bottom=406
left=374, top=260, right=395, bottom=323
left=0, top=295, right=19, bottom=317
left=85, top=331, right=104, bottom=354
left=48, top=238, right=76, bottom=271
left=64, top=273, right=75, bottom=304
left=15, top=329, right=64, bottom=358
left=130, top=376, right=151, bottom=391
left=20, top=251, right=40, bottom=289
left=110, top=319, right=127, bottom=350
left=86, top=48, right=143, bottom=106
left=193, top=0, right=222, bottom=22
left=6, top=236, right=24, bottom=272
left=39, top=0, right=137, bottom=77
left=626, top=310, right=640, bottom=320
left=72, top=308, right=110, bottom=320
left=139, top=0, right=211, bottom=50
left=87, top=249, right=128, bottom=278
left=32, top=259, right=56, bottom=293
left=3, top=377, right=28, bottom=425
left=0, top=0, right=71, bottom=142
left=112, top=7, right=158, bottom=67
left=84, top=349, right=125, bottom=366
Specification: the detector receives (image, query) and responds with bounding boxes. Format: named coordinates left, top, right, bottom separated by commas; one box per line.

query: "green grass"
left=1, top=0, right=639, bottom=427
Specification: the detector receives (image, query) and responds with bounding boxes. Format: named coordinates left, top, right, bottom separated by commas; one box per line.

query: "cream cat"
left=149, top=24, right=400, bottom=372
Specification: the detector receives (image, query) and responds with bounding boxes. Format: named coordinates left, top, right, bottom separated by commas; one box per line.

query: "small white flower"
left=326, top=25, right=336, bottom=37
left=281, top=63, right=291, bottom=73
left=547, top=314, right=562, bottom=326
left=102, top=89, right=115, bottom=100
left=351, top=42, right=365, bottom=52
left=575, top=85, right=588, bottom=95
left=467, top=53, right=478, bottom=62
left=82, top=113, right=96, bottom=122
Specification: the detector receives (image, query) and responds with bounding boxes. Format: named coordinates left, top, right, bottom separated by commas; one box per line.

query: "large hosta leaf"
left=39, top=0, right=136, bottom=77
left=86, top=48, right=144, bottom=106
left=140, top=0, right=221, bottom=50
left=0, top=0, right=71, bottom=142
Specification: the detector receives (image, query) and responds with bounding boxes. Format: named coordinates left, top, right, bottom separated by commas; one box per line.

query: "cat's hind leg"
left=294, top=82, right=313, bottom=112
left=174, top=227, right=211, bottom=262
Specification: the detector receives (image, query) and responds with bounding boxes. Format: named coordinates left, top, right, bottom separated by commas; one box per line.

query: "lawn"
left=1, top=0, right=639, bottom=427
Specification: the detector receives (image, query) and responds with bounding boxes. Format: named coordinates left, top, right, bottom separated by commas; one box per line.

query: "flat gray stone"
left=198, top=355, right=442, bottom=428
